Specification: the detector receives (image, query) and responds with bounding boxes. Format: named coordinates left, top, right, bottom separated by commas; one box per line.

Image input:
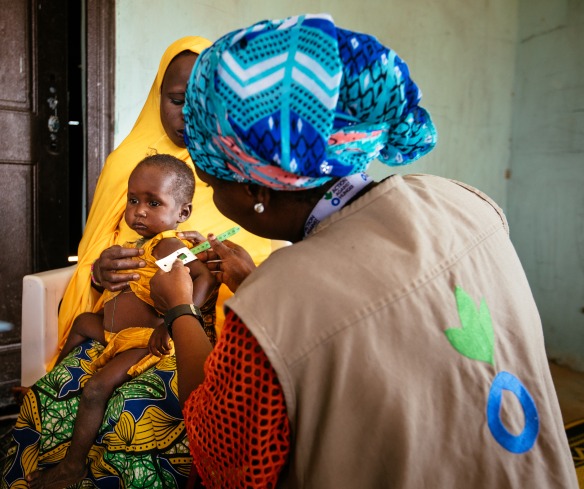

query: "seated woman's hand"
left=94, top=245, right=146, bottom=292
left=203, top=235, right=256, bottom=293
left=150, top=259, right=194, bottom=312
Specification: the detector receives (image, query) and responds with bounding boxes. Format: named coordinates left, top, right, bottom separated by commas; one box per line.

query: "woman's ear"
left=178, top=203, right=192, bottom=223
left=245, top=183, right=272, bottom=207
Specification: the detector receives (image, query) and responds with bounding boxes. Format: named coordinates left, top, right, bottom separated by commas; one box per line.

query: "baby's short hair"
left=133, top=153, right=195, bottom=203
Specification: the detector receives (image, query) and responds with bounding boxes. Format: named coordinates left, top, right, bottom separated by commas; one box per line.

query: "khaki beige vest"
left=227, top=174, right=577, bottom=488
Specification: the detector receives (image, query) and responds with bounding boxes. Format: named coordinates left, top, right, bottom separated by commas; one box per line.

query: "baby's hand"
left=148, top=323, right=172, bottom=357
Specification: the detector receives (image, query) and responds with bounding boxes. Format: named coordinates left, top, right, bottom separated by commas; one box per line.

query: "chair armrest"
left=21, top=265, right=76, bottom=385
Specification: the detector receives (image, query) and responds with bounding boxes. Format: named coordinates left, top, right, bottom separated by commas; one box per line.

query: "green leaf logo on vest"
left=445, top=286, right=539, bottom=454
left=445, top=286, right=495, bottom=366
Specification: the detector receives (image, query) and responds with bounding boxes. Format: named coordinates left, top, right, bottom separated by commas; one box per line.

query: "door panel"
left=0, top=1, right=30, bottom=110
left=0, top=164, right=33, bottom=343
left=0, top=0, right=113, bottom=408
left=0, top=0, right=71, bottom=407
left=0, top=0, right=35, bottom=404
left=0, top=112, right=34, bottom=162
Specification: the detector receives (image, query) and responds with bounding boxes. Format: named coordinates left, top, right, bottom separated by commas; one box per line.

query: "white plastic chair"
left=21, top=265, right=76, bottom=386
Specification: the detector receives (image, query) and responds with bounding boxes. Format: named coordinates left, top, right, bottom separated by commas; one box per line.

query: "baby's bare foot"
left=26, top=462, right=87, bottom=489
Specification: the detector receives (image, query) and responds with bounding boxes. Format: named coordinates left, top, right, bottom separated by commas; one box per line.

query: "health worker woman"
left=151, top=13, right=578, bottom=489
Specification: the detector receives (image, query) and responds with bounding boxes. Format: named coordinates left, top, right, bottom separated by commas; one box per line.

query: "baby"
left=28, top=153, right=217, bottom=489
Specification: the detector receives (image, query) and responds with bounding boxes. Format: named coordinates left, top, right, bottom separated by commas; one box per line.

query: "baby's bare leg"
left=15, top=313, right=107, bottom=405
left=56, top=311, right=106, bottom=365
left=27, top=347, right=149, bottom=489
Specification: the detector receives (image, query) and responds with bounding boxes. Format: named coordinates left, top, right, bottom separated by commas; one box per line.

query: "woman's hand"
left=93, top=245, right=146, bottom=292
left=152, top=259, right=213, bottom=408
left=148, top=323, right=172, bottom=357
left=150, top=259, right=194, bottom=312
left=202, top=235, right=256, bottom=292
left=176, top=230, right=207, bottom=247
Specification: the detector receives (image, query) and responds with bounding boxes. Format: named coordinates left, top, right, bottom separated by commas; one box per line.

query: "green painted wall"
left=115, top=0, right=517, bottom=207
left=509, top=0, right=584, bottom=370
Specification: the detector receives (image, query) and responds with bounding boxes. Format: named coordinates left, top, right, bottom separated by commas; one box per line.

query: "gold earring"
left=254, top=203, right=265, bottom=214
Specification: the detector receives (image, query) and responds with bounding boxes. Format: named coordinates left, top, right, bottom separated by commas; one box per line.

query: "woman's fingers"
left=207, top=235, right=238, bottom=258
left=207, top=235, right=256, bottom=292
left=96, top=245, right=146, bottom=291
left=150, top=259, right=194, bottom=311
left=177, top=230, right=206, bottom=246
left=100, top=245, right=145, bottom=270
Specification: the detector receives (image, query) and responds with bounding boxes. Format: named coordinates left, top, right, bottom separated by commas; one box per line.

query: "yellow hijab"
left=52, top=37, right=272, bottom=371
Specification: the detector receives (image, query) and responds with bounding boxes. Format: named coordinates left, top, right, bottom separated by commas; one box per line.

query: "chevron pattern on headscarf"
left=216, top=17, right=342, bottom=178
left=184, top=13, right=437, bottom=190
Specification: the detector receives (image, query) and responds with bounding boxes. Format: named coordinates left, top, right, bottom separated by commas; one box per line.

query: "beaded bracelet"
left=90, top=259, right=102, bottom=287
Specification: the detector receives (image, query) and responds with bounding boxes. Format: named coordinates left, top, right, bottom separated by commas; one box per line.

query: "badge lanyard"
left=304, top=172, right=373, bottom=237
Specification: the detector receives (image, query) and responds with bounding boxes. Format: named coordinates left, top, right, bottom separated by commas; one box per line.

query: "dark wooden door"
left=0, top=0, right=50, bottom=407
left=0, top=0, right=113, bottom=408
left=0, top=0, right=71, bottom=406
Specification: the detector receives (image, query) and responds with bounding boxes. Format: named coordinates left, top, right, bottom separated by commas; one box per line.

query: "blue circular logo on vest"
left=486, top=371, right=539, bottom=453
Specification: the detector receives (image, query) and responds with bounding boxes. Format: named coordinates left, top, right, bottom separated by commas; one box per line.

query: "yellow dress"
left=93, top=231, right=189, bottom=377
left=52, top=36, right=272, bottom=371
left=100, top=230, right=187, bottom=310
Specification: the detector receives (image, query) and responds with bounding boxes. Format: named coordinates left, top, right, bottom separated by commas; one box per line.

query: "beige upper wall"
left=115, top=0, right=518, bottom=208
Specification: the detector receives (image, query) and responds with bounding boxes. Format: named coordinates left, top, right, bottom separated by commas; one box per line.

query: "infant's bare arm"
left=153, top=238, right=217, bottom=307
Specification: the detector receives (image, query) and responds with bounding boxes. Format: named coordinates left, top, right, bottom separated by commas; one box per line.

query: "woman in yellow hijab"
left=53, top=36, right=272, bottom=372
left=1, top=37, right=271, bottom=489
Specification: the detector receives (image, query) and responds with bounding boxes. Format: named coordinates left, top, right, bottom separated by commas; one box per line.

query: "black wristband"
left=164, top=304, right=203, bottom=339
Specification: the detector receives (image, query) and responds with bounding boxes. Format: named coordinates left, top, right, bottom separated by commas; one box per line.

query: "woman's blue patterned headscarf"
left=184, top=13, right=437, bottom=190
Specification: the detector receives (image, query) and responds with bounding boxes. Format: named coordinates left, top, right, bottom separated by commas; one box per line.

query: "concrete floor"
left=549, top=361, right=584, bottom=425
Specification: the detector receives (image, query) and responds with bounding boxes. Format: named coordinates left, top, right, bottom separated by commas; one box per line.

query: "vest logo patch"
left=487, top=371, right=539, bottom=453
left=445, top=285, right=540, bottom=453
left=445, top=286, right=495, bottom=366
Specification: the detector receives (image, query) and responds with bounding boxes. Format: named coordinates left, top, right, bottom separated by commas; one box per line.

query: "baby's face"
left=125, top=167, right=182, bottom=238
left=160, top=52, right=198, bottom=148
